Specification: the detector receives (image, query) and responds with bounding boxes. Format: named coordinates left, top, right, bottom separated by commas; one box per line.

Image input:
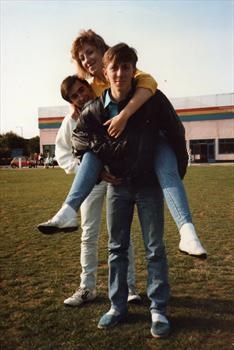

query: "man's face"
left=104, top=61, right=136, bottom=97
left=69, top=80, right=93, bottom=109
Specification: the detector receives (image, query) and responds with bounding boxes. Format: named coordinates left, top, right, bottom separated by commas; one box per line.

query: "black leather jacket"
left=72, top=88, right=188, bottom=185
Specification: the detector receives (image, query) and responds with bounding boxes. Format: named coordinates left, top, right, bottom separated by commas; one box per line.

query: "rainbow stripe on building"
left=38, top=105, right=234, bottom=129
left=177, top=105, right=234, bottom=122
left=39, top=116, right=65, bottom=129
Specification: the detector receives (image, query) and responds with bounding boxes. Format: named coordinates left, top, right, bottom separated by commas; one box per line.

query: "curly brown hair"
left=71, top=29, right=109, bottom=79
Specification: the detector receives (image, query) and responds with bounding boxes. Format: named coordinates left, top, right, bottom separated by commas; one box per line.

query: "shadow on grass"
left=170, top=295, right=234, bottom=337
left=170, top=314, right=234, bottom=333
left=171, top=295, right=234, bottom=315
left=126, top=312, right=150, bottom=325
left=128, top=294, right=234, bottom=333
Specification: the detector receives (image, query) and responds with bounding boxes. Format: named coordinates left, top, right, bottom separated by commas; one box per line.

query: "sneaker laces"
left=73, top=288, right=90, bottom=297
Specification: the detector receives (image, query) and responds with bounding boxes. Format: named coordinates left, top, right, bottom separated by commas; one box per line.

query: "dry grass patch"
left=0, top=166, right=234, bottom=349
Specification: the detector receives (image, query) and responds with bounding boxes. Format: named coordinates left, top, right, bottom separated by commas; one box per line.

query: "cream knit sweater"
left=55, top=112, right=79, bottom=174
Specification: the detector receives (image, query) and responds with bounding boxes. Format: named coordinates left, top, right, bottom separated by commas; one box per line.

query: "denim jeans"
left=79, top=181, right=136, bottom=291
left=66, top=138, right=192, bottom=232
left=106, top=183, right=170, bottom=315
left=64, top=151, right=136, bottom=290
left=154, top=135, right=192, bottom=230
left=65, top=152, right=103, bottom=211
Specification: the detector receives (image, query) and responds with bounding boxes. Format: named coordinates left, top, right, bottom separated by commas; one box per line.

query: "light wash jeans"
left=64, top=152, right=136, bottom=291
left=66, top=139, right=193, bottom=235
left=63, top=137, right=192, bottom=293
left=65, top=152, right=103, bottom=211
left=154, top=135, right=192, bottom=230
left=106, top=183, right=170, bottom=315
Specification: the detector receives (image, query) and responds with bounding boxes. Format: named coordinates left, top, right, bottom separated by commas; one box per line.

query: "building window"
left=218, top=139, right=234, bottom=154
left=189, top=139, right=215, bottom=163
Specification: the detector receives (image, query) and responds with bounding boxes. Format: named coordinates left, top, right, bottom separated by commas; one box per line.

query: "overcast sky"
left=1, top=0, right=233, bottom=138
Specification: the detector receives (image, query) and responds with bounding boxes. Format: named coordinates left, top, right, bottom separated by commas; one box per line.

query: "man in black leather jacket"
left=81, top=43, right=171, bottom=337
left=72, top=86, right=188, bottom=184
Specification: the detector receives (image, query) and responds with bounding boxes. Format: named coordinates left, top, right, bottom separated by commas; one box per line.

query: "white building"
left=38, top=93, right=234, bottom=163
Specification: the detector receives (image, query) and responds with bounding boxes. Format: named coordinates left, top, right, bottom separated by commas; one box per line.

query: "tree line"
left=0, top=132, right=40, bottom=164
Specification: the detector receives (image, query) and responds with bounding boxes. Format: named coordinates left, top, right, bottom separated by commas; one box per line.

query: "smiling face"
left=68, top=80, right=93, bottom=109
left=78, top=43, right=104, bottom=78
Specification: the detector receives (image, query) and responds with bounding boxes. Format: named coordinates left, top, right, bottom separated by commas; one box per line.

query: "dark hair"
left=71, top=29, right=109, bottom=79
left=103, top=43, right=138, bottom=68
left=60, top=75, right=90, bottom=103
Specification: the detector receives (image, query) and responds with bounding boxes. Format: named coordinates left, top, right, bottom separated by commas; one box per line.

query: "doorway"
left=190, top=139, right=215, bottom=163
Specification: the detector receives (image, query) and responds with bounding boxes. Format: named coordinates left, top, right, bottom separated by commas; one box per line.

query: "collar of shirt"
left=103, top=82, right=135, bottom=119
left=103, top=90, right=120, bottom=119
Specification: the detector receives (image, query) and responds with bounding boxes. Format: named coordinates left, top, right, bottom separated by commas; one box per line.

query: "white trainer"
left=37, top=204, right=78, bottom=234
left=127, top=288, right=142, bottom=303
left=179, top=223, right=207, bottom=259
left=64, top=288, right=97, bottom=306
left=151, top=312, right=170, bottom=338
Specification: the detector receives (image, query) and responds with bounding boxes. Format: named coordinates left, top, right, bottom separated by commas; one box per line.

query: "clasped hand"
left=103, top=113, right=127, bottom=138
left=100, top=170, right=122, bottom=185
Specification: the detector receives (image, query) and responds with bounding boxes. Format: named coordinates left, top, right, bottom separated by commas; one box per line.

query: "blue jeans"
left=79, top=181, right=136, bottom=290
left=154, top=135, right=192, bottom=230
left=65, top=152, right=103, bottom=211
left=64, top=151, right=137, bottom=290
left=106, top=183, right=170, bottom=315
left=66, top=139, right=192, bottom=231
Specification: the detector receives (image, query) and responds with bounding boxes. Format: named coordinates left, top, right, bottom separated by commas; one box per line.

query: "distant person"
left=34, top=152, right=38, bottom=167
left=51, top=154, right=56, bottom=168
left=38, top=153, right=43, bottom=166
left=188, top=149, right=193, bottom=166
left=44, top=152, right=50, bottom=169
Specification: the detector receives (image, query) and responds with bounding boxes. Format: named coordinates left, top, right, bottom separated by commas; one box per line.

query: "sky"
left=0, top=0, right=233, bottom=138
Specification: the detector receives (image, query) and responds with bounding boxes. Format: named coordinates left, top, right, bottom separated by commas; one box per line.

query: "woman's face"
left=78, top=43, right=103, bottom=77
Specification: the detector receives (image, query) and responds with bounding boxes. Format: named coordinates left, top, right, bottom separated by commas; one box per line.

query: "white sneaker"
left=179, top=223, right=207, bottom=259
left=37, top=204, right=78, bottom=234
left=64, top=288, right=97, bottom=306
left=127, top=288, right=142, bottom=303
left=151, top=312, right=170, bottom=338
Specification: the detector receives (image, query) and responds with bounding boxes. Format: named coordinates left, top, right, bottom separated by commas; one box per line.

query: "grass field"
left=0, top=166, right=234, bottom=350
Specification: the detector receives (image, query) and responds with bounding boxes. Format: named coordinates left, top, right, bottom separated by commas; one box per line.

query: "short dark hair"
left=60, top=75, right=90, bottom=103
left=103, top=43, right=138, bottom=68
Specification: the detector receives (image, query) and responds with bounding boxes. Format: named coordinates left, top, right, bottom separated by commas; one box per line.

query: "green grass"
left=0, top=166, right=234, bottom=350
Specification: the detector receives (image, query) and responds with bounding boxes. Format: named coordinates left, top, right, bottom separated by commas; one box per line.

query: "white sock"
left=54, top=204, right=76, bottom=219
left=106, top=308, right=120, bottom=316
left=151, top=312, right=168, bottom=324
left=180, top=223, right=198, bottom=241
